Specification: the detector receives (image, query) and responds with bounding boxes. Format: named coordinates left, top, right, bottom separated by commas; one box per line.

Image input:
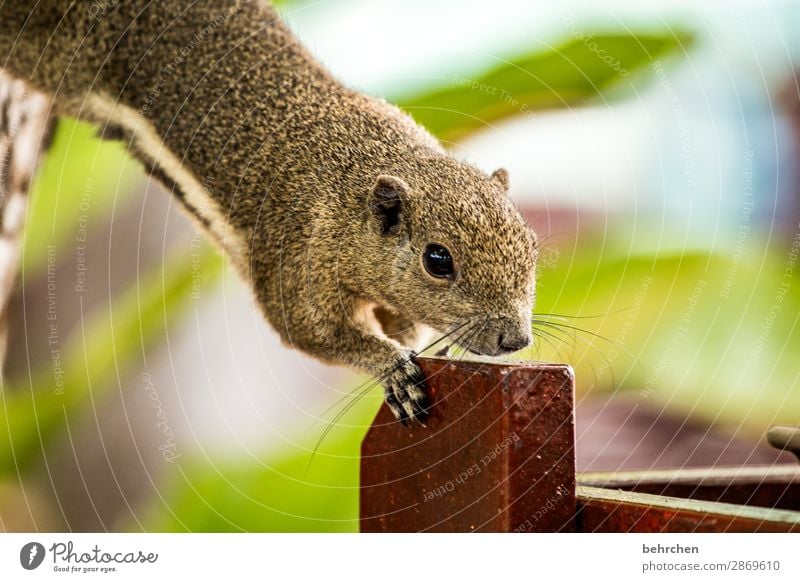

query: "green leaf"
left=0, top=246, right=225, bottom=475
left=396, top=32, right=692, bottom=142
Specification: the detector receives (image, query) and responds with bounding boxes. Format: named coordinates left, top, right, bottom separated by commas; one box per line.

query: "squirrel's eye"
left=422, top=243, right=455, bottom=279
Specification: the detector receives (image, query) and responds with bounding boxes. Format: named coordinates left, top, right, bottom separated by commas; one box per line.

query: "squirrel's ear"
left=491, top=168, right=510, bottom=193
left=370, top=175, right=409, bottom=236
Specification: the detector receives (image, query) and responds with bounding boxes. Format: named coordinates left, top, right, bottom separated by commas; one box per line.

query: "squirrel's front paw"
left=383, top=354, right=430, bottom=426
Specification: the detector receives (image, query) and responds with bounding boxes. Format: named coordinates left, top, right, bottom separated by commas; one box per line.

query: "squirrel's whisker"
left=305, top=320, right=476, bottom=473
left=533, top=321, right=608, bottom=357
left=532, top=319, right=616, bottom=345
left=531, top=327, right=573, bottom=361
left=456, top=320, right=489, bottom=360
left=532, top=320, right=644, bottom=376
left=532, top=306, right=634, bottom=321
left=305, top=368, right=396, bottom=475
left=533, top=322, right=585, bottom=361
left=446, top=322, right=479, bottom=359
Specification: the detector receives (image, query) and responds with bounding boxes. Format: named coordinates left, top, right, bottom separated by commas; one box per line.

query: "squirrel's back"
left=1, top=1, right=440, bottom=247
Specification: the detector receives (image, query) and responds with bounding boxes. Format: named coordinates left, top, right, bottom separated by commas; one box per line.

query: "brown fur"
left=0, top=0, right=538, bottom=423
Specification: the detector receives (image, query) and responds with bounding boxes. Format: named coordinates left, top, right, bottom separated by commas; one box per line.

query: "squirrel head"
left=363, top=156, right=538, bottom=356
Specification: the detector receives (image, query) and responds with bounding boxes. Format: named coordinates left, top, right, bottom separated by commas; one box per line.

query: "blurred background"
left=2, top=0, right=799, bottom=531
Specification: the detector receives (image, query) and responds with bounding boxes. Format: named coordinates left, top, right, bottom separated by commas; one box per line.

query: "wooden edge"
left=417, top=355, right=574, bottom=372
left=577, top=485, right=800, bottom=527
left=578, top=464, right=800, bottom=487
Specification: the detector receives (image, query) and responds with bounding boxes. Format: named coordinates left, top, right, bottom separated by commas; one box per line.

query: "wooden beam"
left=578, top=465, right=800, bottom=511
left=577, top=485, right=800, bottom=532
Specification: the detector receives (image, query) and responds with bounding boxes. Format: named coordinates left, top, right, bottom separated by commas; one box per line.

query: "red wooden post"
left=360, top=357, right=576, bottom=532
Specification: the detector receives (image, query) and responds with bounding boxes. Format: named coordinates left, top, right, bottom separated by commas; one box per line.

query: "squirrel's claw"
left=383, top=389, right=409, bottom=426
left=383, top=356, right=430, bottom=426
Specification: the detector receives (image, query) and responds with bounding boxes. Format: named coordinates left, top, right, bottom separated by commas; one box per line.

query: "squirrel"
left=0, top=0, right=538, bottom=424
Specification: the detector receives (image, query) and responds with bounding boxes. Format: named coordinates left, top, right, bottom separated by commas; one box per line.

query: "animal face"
left=367, top=158, right=538, bottom=356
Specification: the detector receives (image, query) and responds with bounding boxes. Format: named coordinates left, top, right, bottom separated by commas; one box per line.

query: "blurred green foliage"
left=529, top=239, right=800, bottom=430
left=22, top=119, right=138, bottom=275
left=397, top=33, right=692, bottom=142
left=0, top=243, right=223, bottom=474
left=142, top=399, right=377, bottom=532
left=2, top=118, right=225, bottom=475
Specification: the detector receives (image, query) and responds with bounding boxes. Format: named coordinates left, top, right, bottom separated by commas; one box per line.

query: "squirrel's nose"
left=497, top=333, right=531, bottom=353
